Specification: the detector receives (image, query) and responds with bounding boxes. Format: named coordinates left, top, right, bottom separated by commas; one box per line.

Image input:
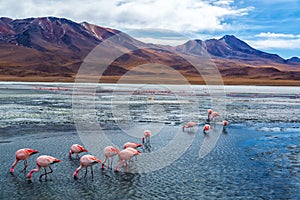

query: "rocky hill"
left=0, top=17, right=299, bottom=85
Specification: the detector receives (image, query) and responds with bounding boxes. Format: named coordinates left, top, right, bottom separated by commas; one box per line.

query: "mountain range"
left=0, top=17, right=299, bottom=85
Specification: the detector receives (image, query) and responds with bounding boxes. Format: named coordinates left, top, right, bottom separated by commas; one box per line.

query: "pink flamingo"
left=125, top=147, right=141, bottom=162
left=182, top=121, right=197, bottom=131
left=207, top=109, right=213, bottom=121
left=223, top=120, right=229, bottom=126
left=124, top=147, right=141, bottom=154
left=142, top=130, right=151, bottom=146
left=123, top=142, right=142, bottom=149
left=222, top=120, right=229, bottom=134
left=115, top=148, right=141, bottom=172
left=10, top=148, right=39, bottom=174
left=102, top=146, right=119, bottom=170
left=73, top=154, right=101, bottom=180
left=210, top=111, right=220, bottom=121
left=203, top=124, right=210, bottom=134
left=27, top=155, right=62, bottom=181
left=69, top=144, right=88, bottom=159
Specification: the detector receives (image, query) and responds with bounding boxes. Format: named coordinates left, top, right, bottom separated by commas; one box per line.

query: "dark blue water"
left=0, top=83, right=299, bottom=199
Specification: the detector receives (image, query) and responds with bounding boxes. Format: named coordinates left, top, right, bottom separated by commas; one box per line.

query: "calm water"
left=0, top=82, right=299, bottom=199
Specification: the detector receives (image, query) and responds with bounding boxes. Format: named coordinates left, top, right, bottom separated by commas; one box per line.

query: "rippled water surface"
left=0, top=82, right=299, bottom=199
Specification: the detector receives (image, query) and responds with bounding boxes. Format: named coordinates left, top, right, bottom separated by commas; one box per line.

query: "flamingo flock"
left=183, top=108, right=229, bottom=134
left=10, top=108, right=229, bottom=181
left=10, top=139, right=144, bottom=181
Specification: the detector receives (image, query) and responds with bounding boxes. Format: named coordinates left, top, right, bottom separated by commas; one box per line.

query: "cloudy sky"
left=1, top=0, right=300, bottom=58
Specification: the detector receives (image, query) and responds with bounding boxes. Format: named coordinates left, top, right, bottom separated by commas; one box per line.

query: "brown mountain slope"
left=0, top=17, right=300, bottom=85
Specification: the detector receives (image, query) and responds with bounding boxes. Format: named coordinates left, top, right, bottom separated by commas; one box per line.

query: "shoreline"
left=0, top=75, right=300, bottom=86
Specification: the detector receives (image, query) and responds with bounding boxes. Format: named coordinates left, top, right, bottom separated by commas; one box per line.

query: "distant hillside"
left=0, top=17, right=299, bottom=85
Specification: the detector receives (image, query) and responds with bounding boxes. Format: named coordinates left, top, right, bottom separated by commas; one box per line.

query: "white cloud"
left=213, top=0, right=235, bottom=6
left=255, top=32, right=300, bottom=39
left=0, top=0, right=251, bottom=33
left=246, top=38, right=300, bottom=50
left=245, top=32, right=300, bottom=50
left=134, top=37, right=188, bottom=46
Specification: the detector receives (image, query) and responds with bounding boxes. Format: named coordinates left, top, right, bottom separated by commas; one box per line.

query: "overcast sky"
left=1, top=0, right=300, bottom=58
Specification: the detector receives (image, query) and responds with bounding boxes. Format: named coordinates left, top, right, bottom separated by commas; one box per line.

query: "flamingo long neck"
left=73, top=165, right=83, bottom=177
left=113, top=147, right=120, bottom=154
left=69, top=150, right=72, bottom=158
left=27, top=165, right=41, bottom=178
left=10, top=159, right=19, bottom=173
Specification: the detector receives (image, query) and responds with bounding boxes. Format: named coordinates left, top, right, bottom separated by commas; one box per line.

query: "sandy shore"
left=0, top=75, right=300, bottom=86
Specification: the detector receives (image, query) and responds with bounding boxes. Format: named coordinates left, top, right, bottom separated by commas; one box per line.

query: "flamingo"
left=123, top=142, right=142, bottom=149
left=210, top=111, right=220, bottom=121
left=203, top=124, right=210, bottom=134
left=223, top=120, right=229, bottom=126
left=69, top=144, right=88, bottom=159
left=10, top=148, right=39, bottom=174
left=124, top=147, right=141, bottom=155
left=27, top=155, right=62, bottom=181
left=102, top=146, right=119, bottom=170
left=182, top=121, right=197, bottom=131
left=73, top=154, right=101, bottom=180
left=142, top=130, right=151, bottom=147
left=115, top=148, right=141, bottom=172
left=207, top=109, right=213, bottom=121
left=125, top=147, right=141, bottom=162
left=222, top=120, right=229, bottom=134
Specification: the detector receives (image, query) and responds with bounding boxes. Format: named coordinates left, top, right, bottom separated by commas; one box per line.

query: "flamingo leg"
left=10, top=159, right=19, bottom=174
left=91, top=166, right=94, bottom=180
left=115, top=160, right=121, bottom=172
left=107, top=157, right=110, bottom=169
left=22, top=160, right=28, bottom=172
left=110, top=157, right=114, bottom=169
left=39, top=168, right=47, bottom=180
left=84, top=167, right=88, bottom=178
left=39, top=166, right=53, bottom=180
left=147, top=138, right=151, bottom=147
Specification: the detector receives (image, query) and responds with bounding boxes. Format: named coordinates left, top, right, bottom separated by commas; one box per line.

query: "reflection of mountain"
left=0, top=17, right=300, bottom=85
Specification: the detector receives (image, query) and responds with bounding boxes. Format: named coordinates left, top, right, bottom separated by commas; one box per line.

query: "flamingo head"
left=73, top=172, right=79, bottom=180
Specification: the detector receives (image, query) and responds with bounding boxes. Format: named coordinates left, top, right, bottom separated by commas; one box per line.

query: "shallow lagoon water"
left=0, top=82, right=299, bottom=199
